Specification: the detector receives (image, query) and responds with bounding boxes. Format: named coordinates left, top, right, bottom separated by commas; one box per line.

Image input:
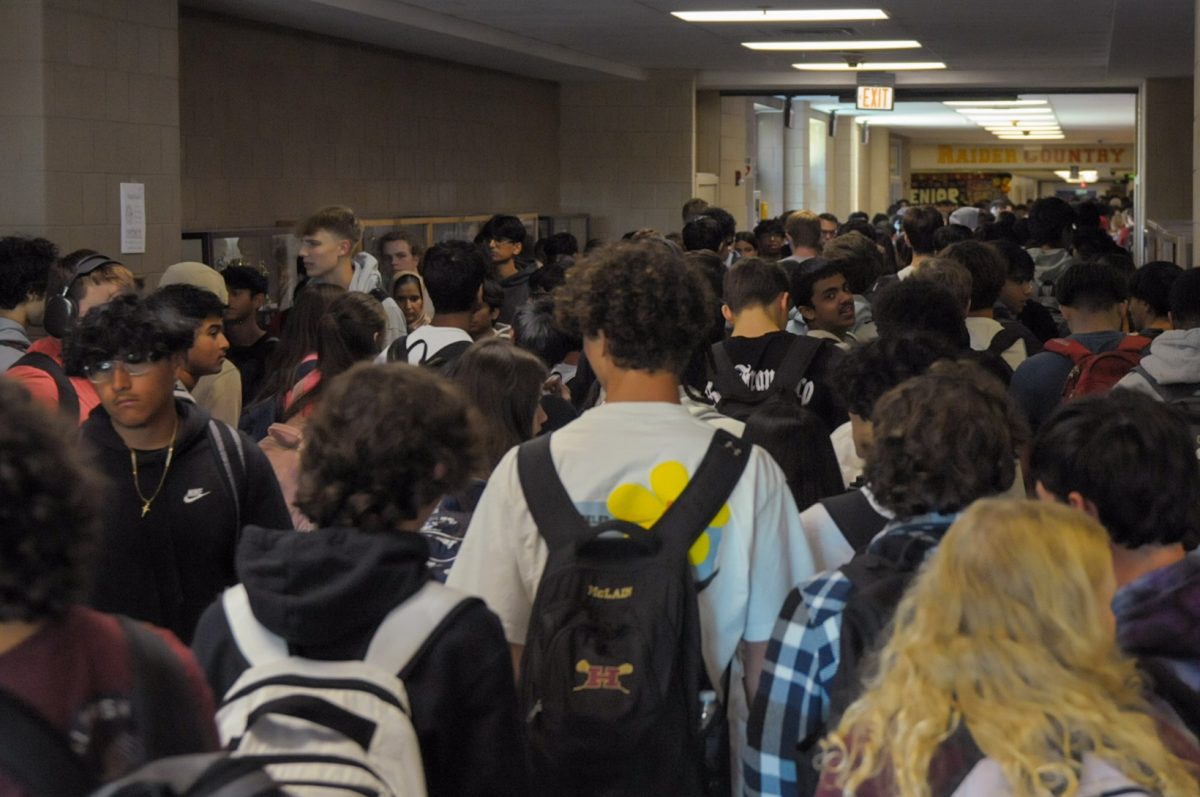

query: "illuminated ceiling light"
left=943, top=100, right=1048, bottom=107
left=792, top=61, right=946, bottom=70
left=997, top=133, right=1064, bottom=140
left=985, top=127, right=1061, bottom=133
left=743, top=40, right=919, bottom=51
left=673, top=9, right=888, bottom=22
left=958, top=108, right=1054, bottom=115
left=1055, top=170, right=1099, bottom=182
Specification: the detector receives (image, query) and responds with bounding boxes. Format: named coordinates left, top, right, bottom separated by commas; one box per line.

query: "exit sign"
left=856, top=85, right=894, bottom=111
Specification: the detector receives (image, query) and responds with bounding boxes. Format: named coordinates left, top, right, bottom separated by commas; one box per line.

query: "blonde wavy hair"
left=821, top=499, right=1198, bottom=797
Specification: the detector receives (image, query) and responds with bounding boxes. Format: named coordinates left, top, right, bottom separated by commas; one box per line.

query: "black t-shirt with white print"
left=706, top=330, right=847, bottom=432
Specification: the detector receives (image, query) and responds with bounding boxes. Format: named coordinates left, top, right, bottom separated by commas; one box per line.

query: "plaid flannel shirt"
left=743, top=516, right=954, bottom=797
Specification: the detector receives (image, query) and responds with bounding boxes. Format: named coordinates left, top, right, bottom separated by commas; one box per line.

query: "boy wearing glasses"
left=66, top=295, right=291, bottom=643
left=480, top=214, right=535, bottom=324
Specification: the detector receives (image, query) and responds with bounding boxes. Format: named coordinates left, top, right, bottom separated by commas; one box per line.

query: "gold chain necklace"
left=130, top=416, right=179, bottom=518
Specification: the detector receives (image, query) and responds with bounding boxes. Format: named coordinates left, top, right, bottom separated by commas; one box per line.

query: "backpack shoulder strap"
left=13, top=351, right=80, bottom=420
left=771, top=335, right=823, bottom=396
left=1042, top=337, right=1090, bottom=364
left=429, top=339, right=472, bottom=366
left=365, top=580, right=473, bottom=678
left=1119, top=334, right=1153, bottom=353
left=1132, top=365, right=1200, bottom=402
left=222, top=584, right=289, bottom=666
left=1139, top=657, right=1200, bottom=741
left=709, top=342, right=752, bottom=400
left=986, top=326, right=1023, bottom=357
left=208, top=419, right=247, bottom=535
left=819, top=489, right=888, bottom=552
left=0, top=338, right=29, bottom=353
left=0, top=685, right=94, bottom=796
left=385, top=334, right=409, bottom=363
left=652, top=430, right=751, bottom=557
left=117, top=615, right=210, bottom=760
left=516, top=433, right=595, bottom=550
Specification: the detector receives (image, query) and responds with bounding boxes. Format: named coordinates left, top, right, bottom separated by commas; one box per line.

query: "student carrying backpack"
left=708, top=335, right=824, bottom=423
left=515, top=428, right=749, bottom=796
left=1127, top=365, right=1200, bottom=458
left=1043, top=335, right=1151, bottom=399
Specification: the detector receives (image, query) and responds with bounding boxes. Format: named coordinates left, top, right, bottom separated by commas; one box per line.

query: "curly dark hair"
left=1032, top=390, right=1200, bottom=548
left=830, top=333, right=959, bottom=420
left=866, top=360, right=1029, bottom=519
left=295, top=363, right=483, bottom=530
left=63, top=293, right=194, bottom=376
left=0, top=380, right=102, bottom=620
left=555, top=241, right=710, bottom=375
left=0, top=235, right=57, bottom=309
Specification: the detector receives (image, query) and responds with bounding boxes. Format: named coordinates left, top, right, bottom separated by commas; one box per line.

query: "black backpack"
left=11, top=351, right=80, bottom=420
left=515, top=429, right=749, bottom=796
left=1130, top=366, right=1200, bottom=457
left=709, top=335, right=824, bottom=422
left=0, top=616, right=263, bottom=797
left=818, top=488, right=889, bottom=553
left=794, top=522, right=948, bottom=795
left=385, top=335, right=472, bottom=369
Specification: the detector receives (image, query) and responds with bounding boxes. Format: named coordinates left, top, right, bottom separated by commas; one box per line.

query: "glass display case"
left=180, top=227, right=299, bottom=310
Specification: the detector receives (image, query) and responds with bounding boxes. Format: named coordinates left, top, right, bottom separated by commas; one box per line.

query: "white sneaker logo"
left=183, top=488, right=211, bottom=504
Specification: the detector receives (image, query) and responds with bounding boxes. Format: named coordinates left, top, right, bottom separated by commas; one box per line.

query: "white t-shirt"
left=374, top=325, right=473, bottom=365
left=446, top=401, right=808, bottom=690
left=965, top=315, right=1027, bottom=372
left=830, top=420, right=864, bottom=488
left=797, top=486, right=893, bottom=575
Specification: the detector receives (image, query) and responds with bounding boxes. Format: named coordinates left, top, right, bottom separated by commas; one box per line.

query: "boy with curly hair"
left=192, top=363, right=527, bottom=796
left=0, top=378, right=218, bottom=793
left=448, top=240, right=810, bottom=792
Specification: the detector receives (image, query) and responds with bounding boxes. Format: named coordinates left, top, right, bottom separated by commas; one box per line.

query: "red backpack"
left=1043, top=335, right=1151, bottom=400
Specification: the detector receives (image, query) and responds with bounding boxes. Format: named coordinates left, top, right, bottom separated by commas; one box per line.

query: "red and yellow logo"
left=573, top=660, right=634, bottom=694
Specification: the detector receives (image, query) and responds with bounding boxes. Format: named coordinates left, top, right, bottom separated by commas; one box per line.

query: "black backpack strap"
left=0, top=338, right=29, bottom=353
left=427, top=339, right=472, bottom=368
left=208, top=420, right=247, bottom=536
left=986, top=326, right=1023, bottom=357
left=1139, top=657, right=1200, bottom=741
left=516, top=433, right=597, bottom=551
left=117, top=615, right=211, bottom=760
left=770, top=335, right=823, bottom=397
left=652, top=430, right=751, bottom=557
left=1132, top=365, right=1200, bottom=402
left=13, top=351, right=80, bottom=420
left=709, top=342, right=754, bottom=402
left=385, top=334, right=410, bottom=363
left=819, top=489, right=888, bottom=552
left=0, top=684, right=94, bottom=796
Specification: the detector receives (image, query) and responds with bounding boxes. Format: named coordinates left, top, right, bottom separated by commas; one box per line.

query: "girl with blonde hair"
left=817, top=499, right=1200, bottom=797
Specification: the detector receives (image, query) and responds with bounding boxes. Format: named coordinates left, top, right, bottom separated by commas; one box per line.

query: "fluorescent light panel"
left=793, top=61, right=945, bottom=70
left=1055, top=170, right=1099, bottom=181
left=673, top=9, right=888, bottom=22
left=943, top=100, right=1048, bottom=107
left=958, top=108, right=1054, bottom=115
left=743, top=40, right=919, bottom=51
left=997, top=134, right=1064, bottom=140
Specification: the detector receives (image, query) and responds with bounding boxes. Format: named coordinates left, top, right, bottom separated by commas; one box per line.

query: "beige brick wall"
left=179, top=10, right=560, bottom=230
left=0, top=0, right=180, bottom=284
left=559, top=71, right=695, bottom=239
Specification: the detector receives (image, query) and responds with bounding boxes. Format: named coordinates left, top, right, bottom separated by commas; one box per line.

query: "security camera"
left=844, top=53, right=863, bottom=68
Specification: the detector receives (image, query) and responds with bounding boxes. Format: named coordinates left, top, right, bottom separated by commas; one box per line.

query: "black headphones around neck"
left=43, top=253, right=120, bottom=338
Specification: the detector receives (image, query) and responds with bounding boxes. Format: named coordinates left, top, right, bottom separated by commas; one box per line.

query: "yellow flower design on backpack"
left=606, top=461, right=731, bottom=590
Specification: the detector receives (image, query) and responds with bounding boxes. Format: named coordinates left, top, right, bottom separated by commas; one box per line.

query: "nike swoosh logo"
left=183, top=489, right=211, bottom=504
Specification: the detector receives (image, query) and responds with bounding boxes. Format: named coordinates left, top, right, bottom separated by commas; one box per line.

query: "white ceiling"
left=183, top=0, right=1188, bottom=142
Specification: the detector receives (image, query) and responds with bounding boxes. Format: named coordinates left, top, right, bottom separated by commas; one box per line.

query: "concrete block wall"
left=719, top=96, right=754, bottom=229
left=0, top=0, right=180, bottom=284
left=560, top=71, right=695, bottom=239
left=179, top=10, right=560, bottom=230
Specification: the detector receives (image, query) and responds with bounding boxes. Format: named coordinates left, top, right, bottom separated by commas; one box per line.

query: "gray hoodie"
left=0, top=318, right=31, bottom=372
left=348, top=252, right=406, bottom=347
left=1116, top=327, right=1200, bottom=396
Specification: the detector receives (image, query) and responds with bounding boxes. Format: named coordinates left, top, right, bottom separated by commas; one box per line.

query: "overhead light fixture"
left=943, top=100, right=1048, bottom=107
left=1055, top=169, right=1099, bottom=182
left=792, top=61, right=946, bottom=71
left=673, top=9, right=888, bottom=22
left=958, top=108, right=1054, bottom=115
left=985, top=127, right=1061, bottom=133
left=744, top=40, right=919, bottom=51
left=997, top=133, right=1064, bottom=140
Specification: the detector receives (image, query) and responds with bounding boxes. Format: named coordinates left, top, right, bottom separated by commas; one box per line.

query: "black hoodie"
left=191, top=525, right=528, bottom=797
left=82, top=399, right=291, bottom=643
left=498, top=265, right=536, bottom=325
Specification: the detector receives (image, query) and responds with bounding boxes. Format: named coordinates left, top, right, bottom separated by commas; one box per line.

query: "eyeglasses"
left=488, top=237, right=518, bottom=246
left=83, top=354, right=160, bottom=383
